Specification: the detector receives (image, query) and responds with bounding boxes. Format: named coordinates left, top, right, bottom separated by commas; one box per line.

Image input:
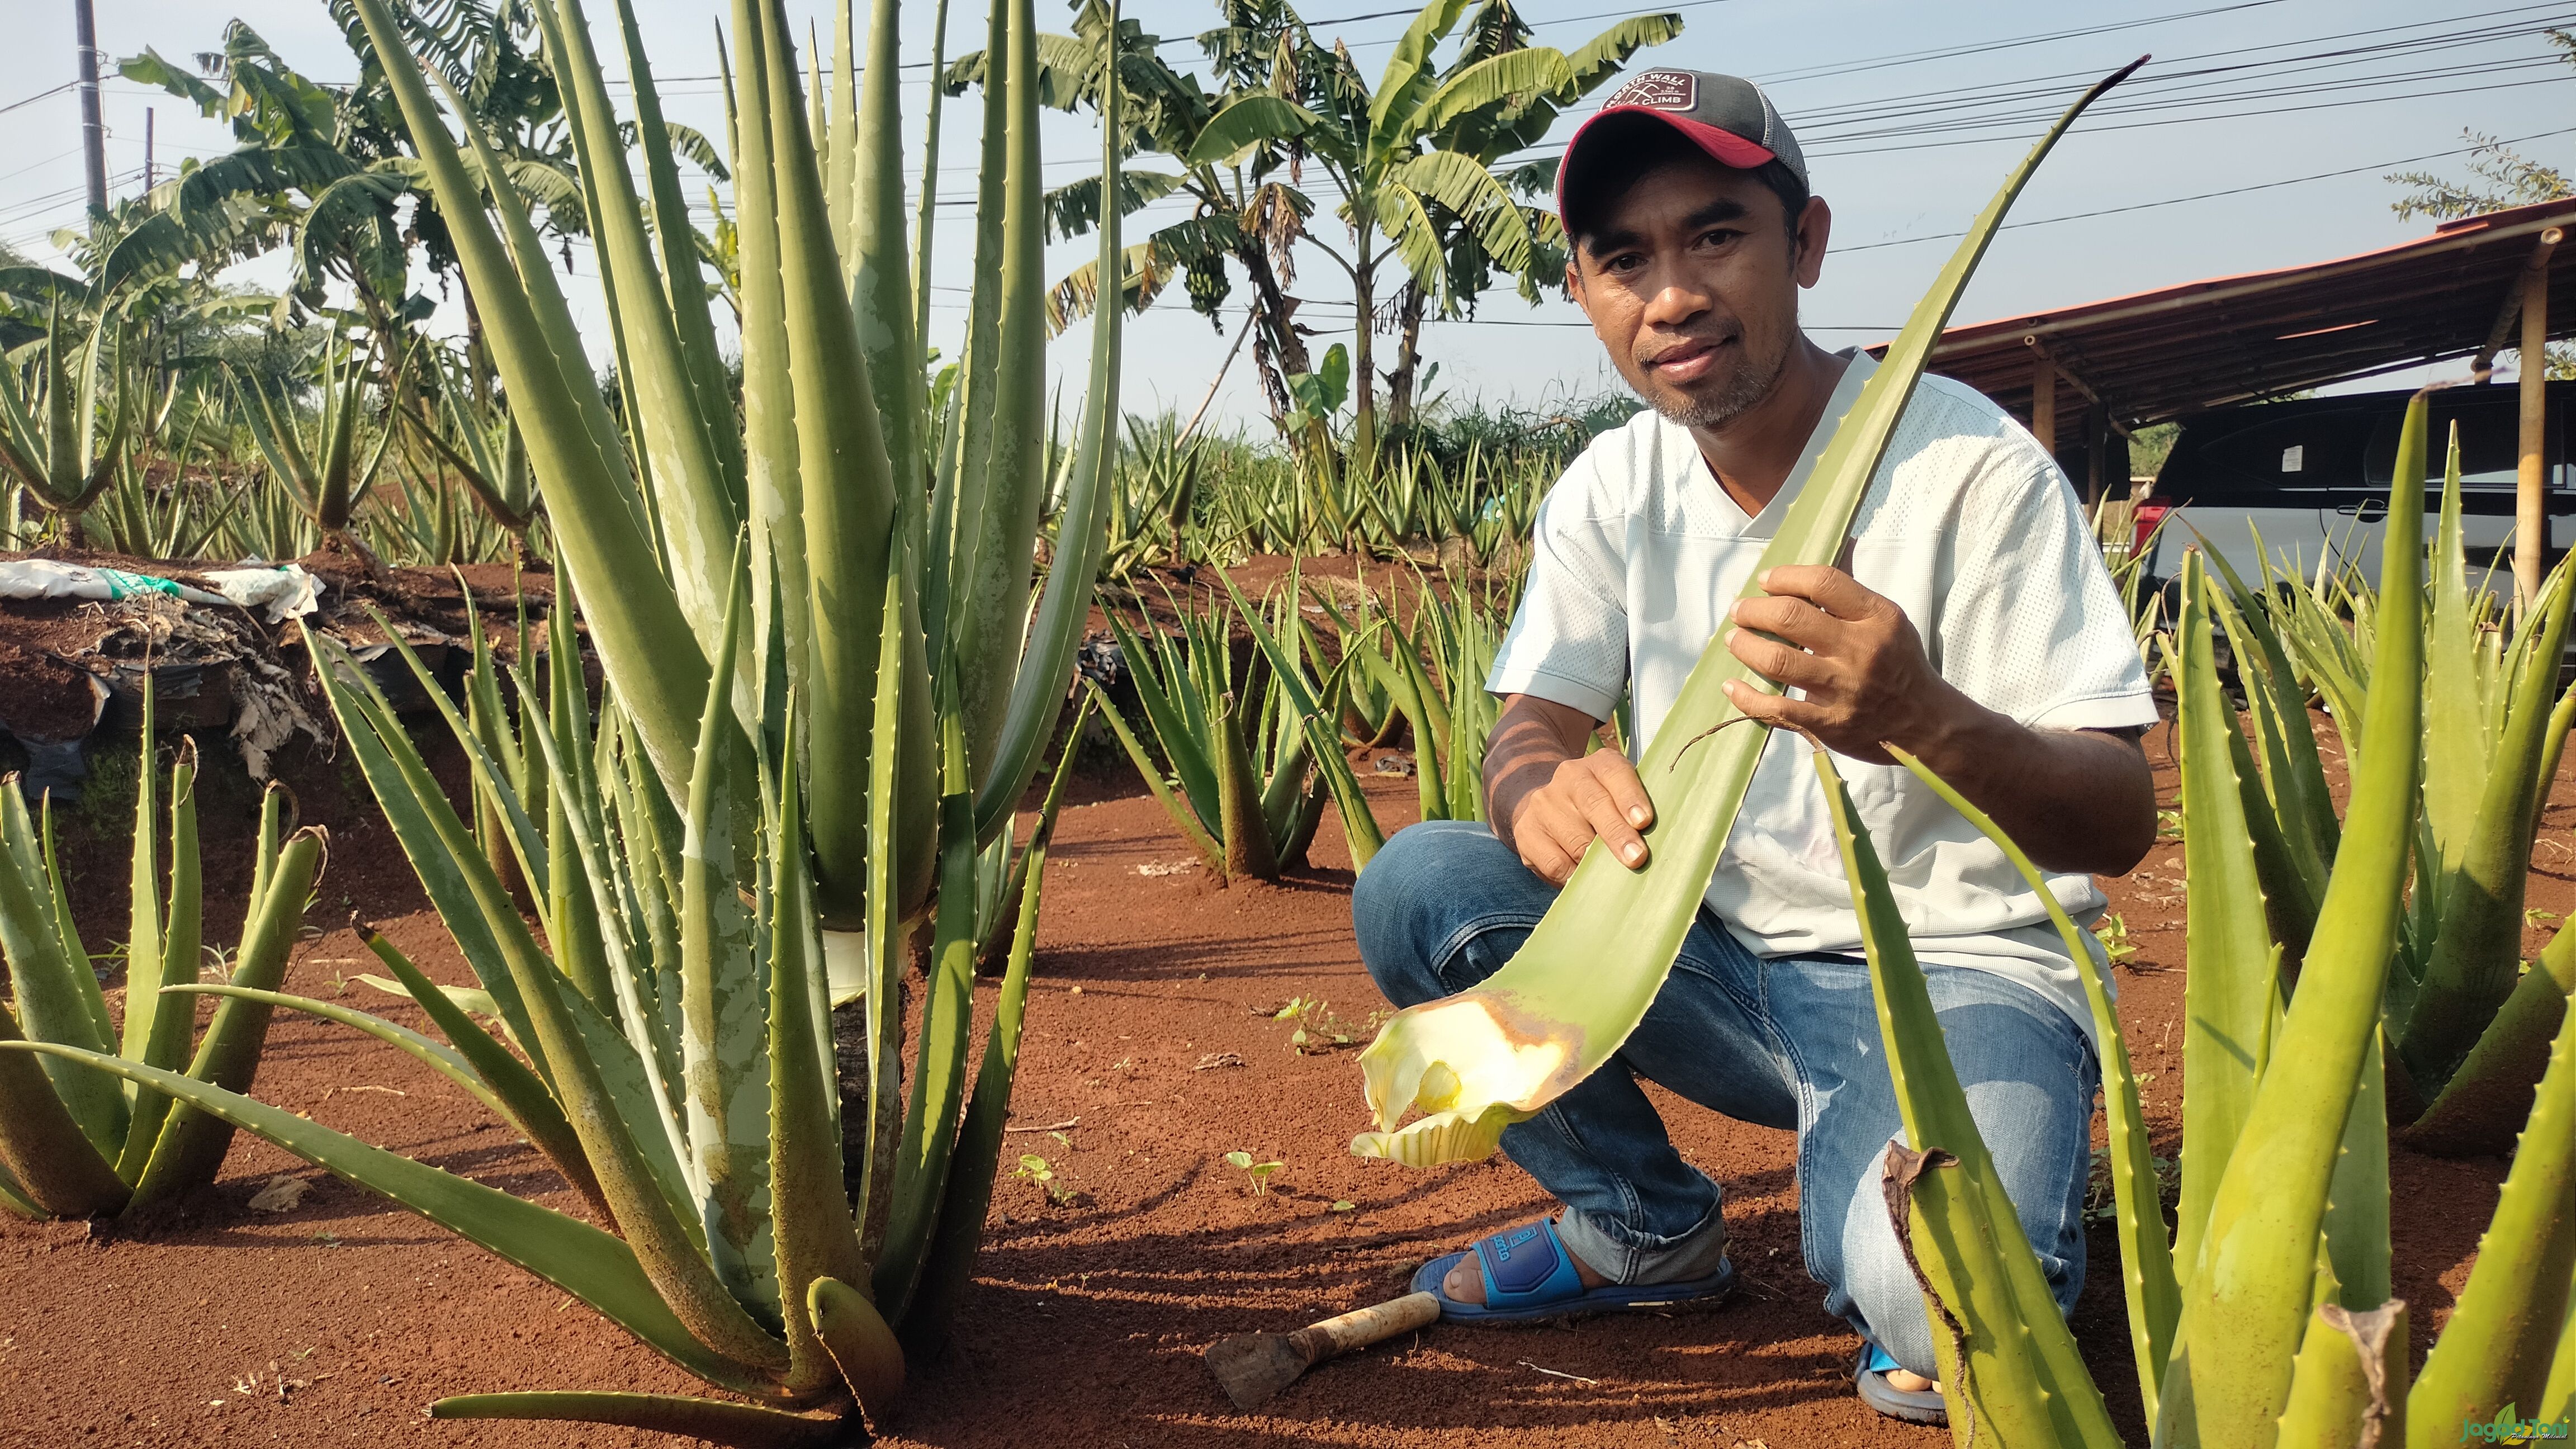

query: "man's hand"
left=1484, top=695, right=1656, bottom=886
left=1717, top=562, right=2155, bottom=875
left=1720, top=564, right=1964, bottom=765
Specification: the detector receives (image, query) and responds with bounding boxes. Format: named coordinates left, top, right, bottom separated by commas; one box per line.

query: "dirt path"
left=0, top=718, right=2523, bottom=1447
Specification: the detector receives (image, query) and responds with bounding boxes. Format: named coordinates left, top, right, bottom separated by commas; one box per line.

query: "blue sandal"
left=1854, top=1343, right=1948, bottom=1426
left=1408, top=1217, right=1738, bottom=1324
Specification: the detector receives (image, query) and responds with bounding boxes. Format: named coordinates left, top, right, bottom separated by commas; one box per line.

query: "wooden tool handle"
left=1287, top=1291, right=1442, bottom=1364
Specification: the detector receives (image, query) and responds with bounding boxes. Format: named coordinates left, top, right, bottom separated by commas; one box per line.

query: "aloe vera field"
left=4, top=0, right=2576, bottom=1445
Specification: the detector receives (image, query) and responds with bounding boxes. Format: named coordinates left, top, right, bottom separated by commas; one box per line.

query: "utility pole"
left=2515, top=247, right=2554, bottom=613
left=142, top=106, right=154, bottom=193
left=73, top=0, right=108, bottom=218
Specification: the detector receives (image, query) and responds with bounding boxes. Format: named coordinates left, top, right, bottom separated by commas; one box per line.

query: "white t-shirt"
left=1486, top=349, right=2157, bottom=1044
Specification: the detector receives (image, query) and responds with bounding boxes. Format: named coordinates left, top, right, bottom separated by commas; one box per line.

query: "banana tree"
left=0, top=304, right=132, bottom=547
left=949, top=0, right=1323, bottom=437
left=998, top=0, right=1673, bottom=451
left=1356, top=0, right=1679, bottom=429
left=2, top=0, right=1131, bottom=1431
left=0, top=688, right=320, bottom=1222
left=1347, top=60, right=2144, bottom=1170
left=115, top=14, right=586, bottom=336
left=1267, top=0, right=1680, bottom=454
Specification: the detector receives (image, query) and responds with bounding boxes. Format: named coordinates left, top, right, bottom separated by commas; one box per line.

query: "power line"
left=0, top=79, right=80, bottom=117
left=1751, top=0, right=2291, bottom=87
left=1096, top=121, right=2576, bottom=330
left=35, top=50, right=2565, bottom=240
left=1831, top=122, right=2576, bottom=254
left=896, top=45, right=2576, bottom=209
left=1784, top=8, right=2576, bottom=131
left=13, top=3, right=2567, bottom=316
left=1807, top=70, right=2576, bottom=159
left=1472, top=6, right=2576, bottom=168
left=0, top=147, right=88, bottom=190
left=1799, top=41, right=2576, bottom=142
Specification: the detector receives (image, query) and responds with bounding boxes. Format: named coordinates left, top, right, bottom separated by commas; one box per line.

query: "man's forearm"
left=1482, top=695, right=1597, bottom=855
left=1896, top=695, right=2154, bottom=877
left=1485, top=684, right=2150, bottom=881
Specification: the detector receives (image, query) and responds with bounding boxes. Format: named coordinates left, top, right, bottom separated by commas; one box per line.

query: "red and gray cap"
left=1556, top=69, right=1807, bottom=221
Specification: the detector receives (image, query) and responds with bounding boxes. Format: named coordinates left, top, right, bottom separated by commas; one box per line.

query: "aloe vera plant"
left=0, top=691, right=320, bottom=1221
left=1227, top=572, right=1390, bottom=872
left=1, top=0, right=1129, bottom=1431
left=0, top=303, right=132, bottom=547
left=89, top=379, right=237, bottom=561
left=399, top=343, right=543, bottom=561
left=1091, top=587, right=1328, bottom=883
left=1349, top=59, right=2143, bottom=1167
left=2200, top=434, right=2576, bottom=1156
left=2393, top=447, right=2576, bottom=1134
left=2148, top=392, right=2425, bottom=1444
left=1805, top=393, right=2576, bottom=1445
left=1097, top=415, right=1207, bottom=583
left=232, top=338, right=396, bottom=558
left=2166, top=552, right=2286, bottom=1282
left=1812, top=749, right=2123, bottom=1443
left=1890, top=747, right=2179, bottom=1429
left=1312, top=572, right=1507, bottom=826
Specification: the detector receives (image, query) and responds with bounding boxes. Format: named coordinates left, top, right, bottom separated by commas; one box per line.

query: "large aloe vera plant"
left=0, top=692, right=321, bottom=1221
left=0, top=304, right=132, bottom=547
left=399, top=342, right=543, bottom=561
left=2205, top=441, right=2576, bottom=1157
left=1821, top=396, right=2575, bottom=1446
left=1349, top=59, right=2143, bottom=1166
left=232, top=338, right=396, bottom=557
left=1090, top=589, right=1329, bottom=884
left=1320, top=572, right=1508, bottom=825
left=3, top=0, right=1128, bottom=1432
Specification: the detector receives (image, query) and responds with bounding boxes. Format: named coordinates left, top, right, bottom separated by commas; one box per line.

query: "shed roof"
left=1878, top=196, right=2576, bottom=428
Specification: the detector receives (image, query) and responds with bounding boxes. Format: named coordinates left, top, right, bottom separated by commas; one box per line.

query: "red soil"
left=0, top=710, right=2528, bottom=1448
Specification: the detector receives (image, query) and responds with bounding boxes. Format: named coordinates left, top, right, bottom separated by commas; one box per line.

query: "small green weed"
left=1223, top=1150, right=1283, bottom=1196
left=2095, top=913, right=2139, bottom=969
left=1014, top=1154, right=1076, bottom=1207
left=1271, top=995, right=1384, bottom=1054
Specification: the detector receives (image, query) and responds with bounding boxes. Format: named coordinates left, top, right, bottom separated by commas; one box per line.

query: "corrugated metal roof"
left=1872, top=196, right=2576, bottom=428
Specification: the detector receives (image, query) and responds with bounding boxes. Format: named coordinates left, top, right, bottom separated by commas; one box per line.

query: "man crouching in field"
left=1349, top=69, right=2157, bottom=1427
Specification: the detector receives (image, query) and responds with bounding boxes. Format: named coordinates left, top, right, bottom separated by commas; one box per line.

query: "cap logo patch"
left=1606, top=69, right=1696, bottom=112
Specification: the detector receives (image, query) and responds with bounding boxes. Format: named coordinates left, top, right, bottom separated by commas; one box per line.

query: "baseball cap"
left=1556, top=69, right=1807, bottom=229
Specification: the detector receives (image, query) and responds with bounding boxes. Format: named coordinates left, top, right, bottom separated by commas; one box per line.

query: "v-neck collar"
left=1677, top=348, right=1878, bottom=538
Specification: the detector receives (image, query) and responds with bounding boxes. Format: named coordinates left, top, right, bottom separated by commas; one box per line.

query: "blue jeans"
left=1352, top=820, right=2097, bottom=1379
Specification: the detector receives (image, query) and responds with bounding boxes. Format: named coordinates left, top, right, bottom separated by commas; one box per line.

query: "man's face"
left=1568, top=154, right=1829, bottom=431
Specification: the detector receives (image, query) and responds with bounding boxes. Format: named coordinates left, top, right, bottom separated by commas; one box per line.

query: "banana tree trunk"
left=1388, top=283, right=1424, bottom=431
left=1239, top=240, right=1309, bottom=442
left=1349, top=231, right=1377, bottom=462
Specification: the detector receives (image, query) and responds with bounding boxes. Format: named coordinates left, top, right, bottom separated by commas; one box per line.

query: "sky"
left=1, top=0, right=2570, bottom=433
